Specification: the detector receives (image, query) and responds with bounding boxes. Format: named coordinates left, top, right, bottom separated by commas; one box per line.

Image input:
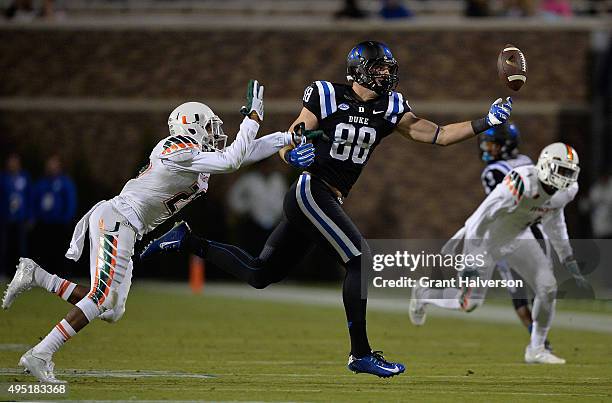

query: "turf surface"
left=1, top=282, right=611, bottom=402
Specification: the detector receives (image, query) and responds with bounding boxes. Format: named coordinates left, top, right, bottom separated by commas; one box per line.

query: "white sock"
left=32, top=319, right=77, bottom=360
left=530, top=322, right=549, bottom=349
left=422, top=288, right=462, bottom=310
left=34, top=267, right=77, bottom=301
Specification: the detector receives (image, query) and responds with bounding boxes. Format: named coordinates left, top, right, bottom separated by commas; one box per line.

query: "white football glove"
left=486, top=97, right=512, bottom=126
left=240, top=79, right=264, bottom=121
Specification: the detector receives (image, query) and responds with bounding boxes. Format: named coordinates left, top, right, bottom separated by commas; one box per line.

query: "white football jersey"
left=110, top=118, right=291, bottom=235
left=465, top=165, right=578, bottom=261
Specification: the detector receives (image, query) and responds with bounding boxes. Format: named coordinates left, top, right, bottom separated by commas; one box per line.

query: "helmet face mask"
left=168, top=102, right=228, bottom=152
left=201, top=118, right=227, bottom=152
left=536, top=143, right=580, bottom=190
left=347, top=41, right=399, bottom=95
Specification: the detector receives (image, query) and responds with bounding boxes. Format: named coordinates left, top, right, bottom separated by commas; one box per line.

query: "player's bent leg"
left=506, top=241, right=563, bottom=363
left=291, top=173, right=404, bottom=374
left=2, top=257, right=86, bottom=309
left=23, top=202, right=137, bottom=383
left=202, top=219, right=309, bottom=289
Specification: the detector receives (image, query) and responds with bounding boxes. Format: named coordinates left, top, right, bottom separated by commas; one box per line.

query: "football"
left=497, top=44, right=528, bottom=91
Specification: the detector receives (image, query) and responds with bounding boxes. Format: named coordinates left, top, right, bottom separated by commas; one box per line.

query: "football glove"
left=486, top=97, right=512, bottom=126
left=564, top=258, right=589, bottom=289
left=240, top=79, right=264, bottom=121
left=292, top=122, right=327, bottom=144
left=286, top=143, right=315, bottom=168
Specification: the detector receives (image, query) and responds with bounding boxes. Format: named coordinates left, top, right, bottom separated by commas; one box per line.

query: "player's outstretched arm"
left=396, top=98, right=513, bottom=146
left=241, top=131, right=294, bottom=166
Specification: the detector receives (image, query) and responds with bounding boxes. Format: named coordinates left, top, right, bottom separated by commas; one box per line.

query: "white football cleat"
left=2, top=258, right=39, bottom=309
left=525, top=345, right=566, bottom=364
left=19, top=349, right=66, bottom=384
left=409, top=284, right=427, bottom=326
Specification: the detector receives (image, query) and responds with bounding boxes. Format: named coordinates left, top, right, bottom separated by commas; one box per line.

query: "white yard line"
left=0, top=368, right=215, bottom=379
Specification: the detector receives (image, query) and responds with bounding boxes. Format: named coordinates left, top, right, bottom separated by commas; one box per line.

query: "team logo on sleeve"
left=505, top=171, right=525, bottom=203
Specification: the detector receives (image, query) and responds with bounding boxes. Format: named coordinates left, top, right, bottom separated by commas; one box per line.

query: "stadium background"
left=0, top=0, right=610, bottom=282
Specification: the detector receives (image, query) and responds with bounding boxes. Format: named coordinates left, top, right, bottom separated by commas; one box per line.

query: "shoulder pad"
left=383, top=91, right=411, bottom=124
left=159, top=135, right=200, bottom=160
left=310, top=80, right=338, bottom=119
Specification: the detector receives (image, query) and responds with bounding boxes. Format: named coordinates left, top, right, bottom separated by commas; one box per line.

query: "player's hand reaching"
left=486, top=97, right=512, bottom=126
left=292, top=122, right=327, bottom=144
left=564, top=258, right=589, bottom=289
left=240, top=79, right=264, bottom=122
left=286, top=143, right=315, bottom=168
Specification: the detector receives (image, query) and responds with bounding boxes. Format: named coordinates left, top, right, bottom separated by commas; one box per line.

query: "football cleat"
left=2, top=258, right=38, bottom=309
left=19, top=349, right=66, bottom=384
left=347, top=351, right=405, bottom=378
left=140, top=221, right=191, bottom=260
left=524, top=345, right=566, bottom=364
left=409, top=284, right=427, bottom=326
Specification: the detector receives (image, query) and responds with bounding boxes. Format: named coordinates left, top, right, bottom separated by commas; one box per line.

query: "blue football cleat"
left=140, top=221, right=191, bottom=260
left=347, top=351, right=405, bottom=378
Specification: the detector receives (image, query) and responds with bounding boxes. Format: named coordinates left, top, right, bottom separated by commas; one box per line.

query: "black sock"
left=343, top=257, right=371, bottom=357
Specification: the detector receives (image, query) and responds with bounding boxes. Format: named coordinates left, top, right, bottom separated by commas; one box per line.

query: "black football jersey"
left=302, top=81, right=411, bottom=196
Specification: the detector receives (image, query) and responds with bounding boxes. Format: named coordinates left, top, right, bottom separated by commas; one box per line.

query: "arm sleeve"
left=242, top=131, right=293, bottom=166
left=541, top=208, right=573, bottom=261
left=161, top=117, right=259, bottom=174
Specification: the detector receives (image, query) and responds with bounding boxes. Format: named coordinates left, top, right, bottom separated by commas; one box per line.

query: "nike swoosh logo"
left=160, top=241, right=179, bottom=249
left=373, top=110, right=385, bottom=114
left=375, top=364, right=400, bottom=373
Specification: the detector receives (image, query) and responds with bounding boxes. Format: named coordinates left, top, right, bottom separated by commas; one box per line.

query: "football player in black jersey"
left=478, top=123, right=553, bottom=351
left=142, top=40, right=514, bottom=378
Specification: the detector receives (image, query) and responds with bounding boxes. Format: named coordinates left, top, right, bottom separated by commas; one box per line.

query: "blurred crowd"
left=0, top=153, right=77, bottom=280
left=336, top=0, right=612, bottom=19
left=3, top=0, right=611, bottom=21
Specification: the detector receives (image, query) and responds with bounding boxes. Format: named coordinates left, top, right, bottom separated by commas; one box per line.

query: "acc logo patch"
left=338, top=103, right=350, bottom=111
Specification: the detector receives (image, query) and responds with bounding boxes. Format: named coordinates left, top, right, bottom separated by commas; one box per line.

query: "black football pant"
left=192, top=173, right=371, bottom=357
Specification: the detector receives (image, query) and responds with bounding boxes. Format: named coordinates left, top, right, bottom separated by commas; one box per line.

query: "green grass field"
left=1, top=282, right=611, bottom=402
